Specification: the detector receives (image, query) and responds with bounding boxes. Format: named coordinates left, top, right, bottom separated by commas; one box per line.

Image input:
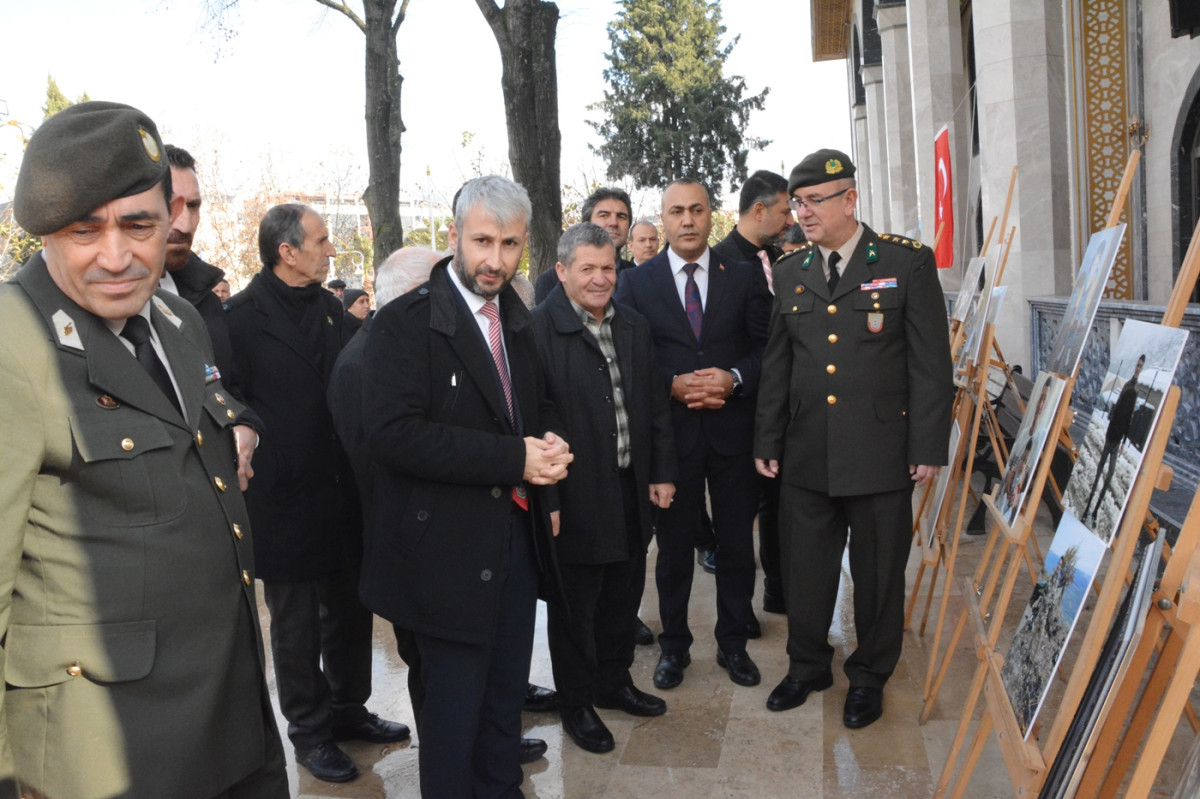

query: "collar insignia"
left=52, top=309, right=84, bottom=350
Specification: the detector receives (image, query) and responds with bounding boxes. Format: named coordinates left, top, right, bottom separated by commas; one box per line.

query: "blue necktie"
left=683, top=263, right=702, bottom=341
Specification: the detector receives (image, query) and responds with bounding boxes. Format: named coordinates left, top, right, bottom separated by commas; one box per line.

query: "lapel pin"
left=96, top=394, right=120, bottom=409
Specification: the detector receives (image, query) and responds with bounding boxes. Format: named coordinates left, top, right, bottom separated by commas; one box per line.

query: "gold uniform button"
left=827, top=395, right=837, bottom=405
left=827, top=304, right=837, bottom=314
left=215, top=393, right=227, bottom=406
left=242, top=569, right=251, bottom=585
left=226, top=409, right=236, bottom=420
left=232, top=523, right=243, bottom=540
left=66, top=662, right=83, bottom=677
left=828, top=334, right=838, bottom=344
left=792, top=305, right=798, bottom=312
left=196, top=430, right=204, bottom=446
left=214, top=476, right=227, bottom=492
left=120, top=438, right=134, bottom=451
left=826, top=364, right=836, bottom=374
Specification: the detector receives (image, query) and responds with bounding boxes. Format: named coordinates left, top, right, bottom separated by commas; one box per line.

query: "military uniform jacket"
left=0, top=254, right=277, bottom=799
left=359, top=260, right=563, bottom=645
left=754, top=225, right=954, bottom=496
left=530, top=286, right=677, bottom=565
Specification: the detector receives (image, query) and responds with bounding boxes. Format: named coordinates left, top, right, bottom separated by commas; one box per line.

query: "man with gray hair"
left=532, top=223, right=676, bottom=754
left=360, top=176, right=573, bottom=795
left=534, top=186, right=636, bottom=304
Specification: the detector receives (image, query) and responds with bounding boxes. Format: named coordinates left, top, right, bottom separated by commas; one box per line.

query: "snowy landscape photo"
left=1045, top=224, right=1126, bottom=378
left=993, top=372, right=1067, bottom=530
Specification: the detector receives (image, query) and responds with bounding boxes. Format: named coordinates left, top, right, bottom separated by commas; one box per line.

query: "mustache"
left=167, top=230, right=193, bottom=246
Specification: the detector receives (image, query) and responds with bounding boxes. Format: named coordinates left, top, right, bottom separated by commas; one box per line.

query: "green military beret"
left=787, top=148, right=857, bottom=194
left=13, top=101, right=168, bottom=236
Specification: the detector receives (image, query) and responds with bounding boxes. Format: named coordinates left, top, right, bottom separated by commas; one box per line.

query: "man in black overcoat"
left=359, top=176, right=573, bottom=797
left=532, top=223, right=677, bottom=754
left=224, top=203, right=408, bottom=784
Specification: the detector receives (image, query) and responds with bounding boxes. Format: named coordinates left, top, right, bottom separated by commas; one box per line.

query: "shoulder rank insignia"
left=866, top=241, right=878, bottom=263
left=801, top=250, right=814, bottom=269
left=880, top=233, right=923, bottom=250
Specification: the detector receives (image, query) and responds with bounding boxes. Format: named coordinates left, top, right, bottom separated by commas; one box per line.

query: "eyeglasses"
left=789, top=187, right=850, bottom=212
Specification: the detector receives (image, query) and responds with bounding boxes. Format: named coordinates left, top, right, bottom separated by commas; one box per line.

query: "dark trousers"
left=262, top=563, right=374, bottom=749
left=656, top=443, right=758, bottom=654
left=758, top=474, right=782, bottom=595
left=415, top=511, right=537, bottom=799
left=548, top=470, right=644, bottom=710
left=210, top=727, right=290, bottom=798
left=780, top=484, right=913, bottom=688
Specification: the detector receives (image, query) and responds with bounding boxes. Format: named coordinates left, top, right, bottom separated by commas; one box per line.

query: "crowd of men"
left=0, top=101, right=953, bottom=798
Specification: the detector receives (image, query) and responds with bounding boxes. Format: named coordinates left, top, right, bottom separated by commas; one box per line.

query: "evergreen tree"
left=589, top=0, right=768, bottom=198
left=42, top=75, right=71, bottom=120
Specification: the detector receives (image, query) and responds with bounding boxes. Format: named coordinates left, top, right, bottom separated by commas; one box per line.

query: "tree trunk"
left=361, top=0, right=406, bottom=272
left=476, top=0, right=563, bottom=280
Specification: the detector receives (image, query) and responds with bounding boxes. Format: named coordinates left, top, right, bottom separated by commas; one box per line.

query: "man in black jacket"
left=532, top=223, right=676, bottom=754
left=534, top=187, right=636, bottom=304
left=225, top=204, right=408, bottom=784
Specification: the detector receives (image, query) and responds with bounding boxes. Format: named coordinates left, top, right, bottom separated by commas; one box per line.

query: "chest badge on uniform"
left=795, top=285, right=804, bottom=294
left=867, top=313, right=884, bottom=333
left=96, top=394, right=120, bottom=409
left=204, top=364, right=221, bottom=385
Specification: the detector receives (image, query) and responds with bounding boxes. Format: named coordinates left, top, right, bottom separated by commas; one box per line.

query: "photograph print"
left=1045, top=224, right=1126, bottom=377
left=1001, top=512, right=1107, bottom=738
left=951, top=255, right=987, bottom=324
left=993, top=372, right=1068, bottom=530
left=1061, top=319, right=1189, bottom=545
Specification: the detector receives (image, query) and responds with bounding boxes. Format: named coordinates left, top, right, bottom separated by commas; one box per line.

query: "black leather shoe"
left=633, top=617, right=654, bottom=646
left=594, top=684, right=667, bottom=717
left=295, top=742, right=358, bottom=783
left=332, top=712, right=411, bottom=743
left=746, top=615, right=762, bottom=639
left=523, top=683, right=559, bottom=713
left=716, top=649, right=761, bottom=686
left=762, top=591, right=786, bottom=615
left=843, top=686, right=884, bottom=729
left=562, top=706, right=615, bottom=753
left=697, top=546, right=717, bottom=574
left=652, top=651, right=691, bottom=689
left=766, top=673, right=834, bottom=712
left=519, top=737, right=548, bottom=764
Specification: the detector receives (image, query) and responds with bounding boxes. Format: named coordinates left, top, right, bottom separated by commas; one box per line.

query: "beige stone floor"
left=258, top=493, right=1196, bottom=798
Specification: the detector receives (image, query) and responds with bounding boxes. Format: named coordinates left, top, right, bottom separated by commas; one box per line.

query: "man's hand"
left=671, top=368, right=733, bottom=410
left=523, top=432, right=573, bottom=485
left=755, top=458, right=779, bottom=478
left=550, top=510, right=561, bottom=538
left=233, top=424, right=258, bottom=491
left=909, top=464, right=940, bottom=485
left=649, top=482, right=676, bottom=509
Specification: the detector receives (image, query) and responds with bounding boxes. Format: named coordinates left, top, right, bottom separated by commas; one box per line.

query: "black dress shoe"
left=295, top=742, right=358, bottom=783
left=696, top=546, right=717, bottom=574
left=843, top=686, right=884, bottom=729
left=633, top=617, right=655, bottom=646
left=762, top=591, right=786, bottom=615
left=716, top=649, right=761, bottom=686
left=746, top=615, right=762, bottom=639
left=561, top=706, right=615, bottom=753
left=519, top=737, right=548, bottom=764
left=652, top=651, right=691, bottom=689
left=594, top=684, right=667, bottom=717
left=331, top=712, right=411, bottom=743
left=523, top=683, right=559, bottom=713
left=766, top=673, right=833, bottom=712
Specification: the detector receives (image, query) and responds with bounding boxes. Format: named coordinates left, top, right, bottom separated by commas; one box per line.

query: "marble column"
left=972, top=0, right=1071, bottom=368
left=861, top=63, right=890, bottom=230
left=905, top=0, right=968, bottom=271
left=875, top=2, right=919, bottom=236
left=852, top=103, right=872, bottom=223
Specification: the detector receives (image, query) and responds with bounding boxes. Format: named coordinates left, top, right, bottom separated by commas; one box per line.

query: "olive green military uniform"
left=0, top=255, right=287, bottom=799
left=754, top=226, right=953, bottom=687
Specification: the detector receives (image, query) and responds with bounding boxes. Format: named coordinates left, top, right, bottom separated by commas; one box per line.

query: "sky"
left=0, top=0, right=852, bottom=212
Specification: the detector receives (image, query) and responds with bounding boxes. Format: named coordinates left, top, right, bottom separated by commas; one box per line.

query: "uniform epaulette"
left=775, top=243, right=811, bottom=266
left=877, top=233, right=924, bottom=250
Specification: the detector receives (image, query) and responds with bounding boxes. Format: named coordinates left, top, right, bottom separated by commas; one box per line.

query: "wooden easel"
left=919, top=152, right=1142, bottom=722
left=1042, top=213, right=1200, bottom=797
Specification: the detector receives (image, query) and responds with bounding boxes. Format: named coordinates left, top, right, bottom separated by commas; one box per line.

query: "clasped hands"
left=671, top=367, right=734, bottom=410
left=523, top=431, right=573, bottom=485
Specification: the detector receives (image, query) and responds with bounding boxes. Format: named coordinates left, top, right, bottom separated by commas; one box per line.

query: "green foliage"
left=589, top=0, right=769, bottom=200
left=42, top=76, right=90, bottom=121
left=0, top=205, right=41, bottom=279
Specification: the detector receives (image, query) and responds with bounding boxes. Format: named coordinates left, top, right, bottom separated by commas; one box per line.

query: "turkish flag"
left=934, top=126, right=954, bottom=269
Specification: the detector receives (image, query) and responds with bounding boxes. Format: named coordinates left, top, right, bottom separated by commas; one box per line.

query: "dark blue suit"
left=614, top=249, right=771, bottom=655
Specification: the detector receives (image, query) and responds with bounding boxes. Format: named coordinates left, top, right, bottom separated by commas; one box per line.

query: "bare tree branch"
left=313, top=0, right=367, bottom=33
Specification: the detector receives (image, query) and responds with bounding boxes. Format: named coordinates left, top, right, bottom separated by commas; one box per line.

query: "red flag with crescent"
left=934, top=125, right=954, bottom=269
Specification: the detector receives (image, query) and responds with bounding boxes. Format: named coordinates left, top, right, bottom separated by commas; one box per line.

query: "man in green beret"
left=0, top=101, right=287, bottom=798
left=754, top=148, right=953, bottom=728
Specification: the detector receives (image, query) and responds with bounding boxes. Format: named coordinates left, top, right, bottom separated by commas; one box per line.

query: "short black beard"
left=454, top=243, right=506, bottom=299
